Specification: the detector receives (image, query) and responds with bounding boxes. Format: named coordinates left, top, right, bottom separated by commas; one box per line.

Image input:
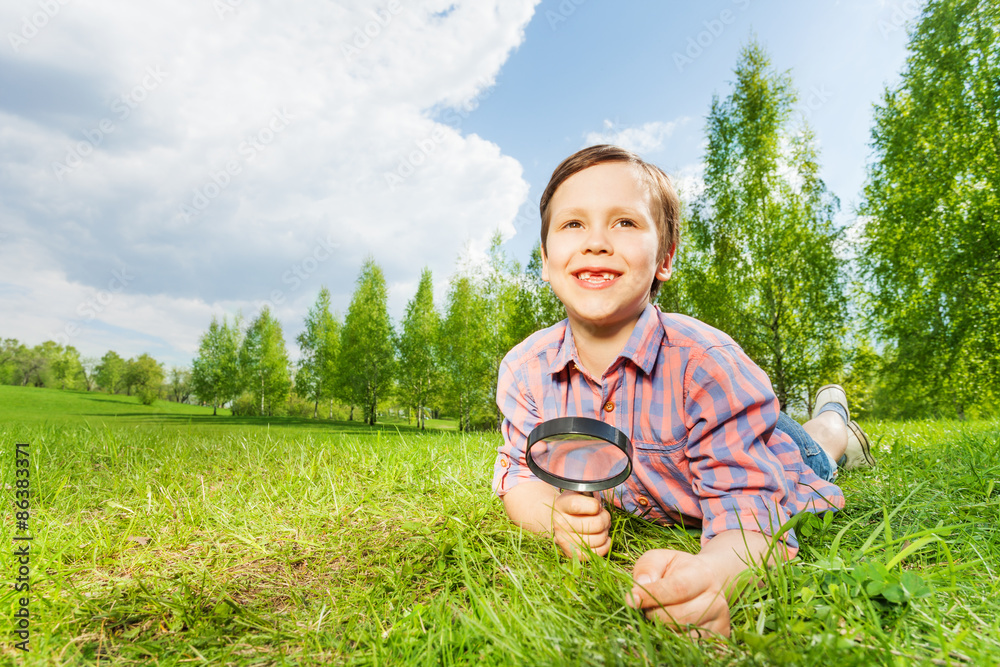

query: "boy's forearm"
left=697, top=530, right=773, bottom=600
left=500, top=480, right=561, bottom=534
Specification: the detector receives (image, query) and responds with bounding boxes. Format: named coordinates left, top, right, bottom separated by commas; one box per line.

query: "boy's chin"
left=567, top=305, right=647, bottom=333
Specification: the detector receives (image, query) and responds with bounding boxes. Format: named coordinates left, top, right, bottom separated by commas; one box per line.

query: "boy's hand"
left=625, top=549, right=731, bottom=637
left=551, top=490, right=611, bottom=560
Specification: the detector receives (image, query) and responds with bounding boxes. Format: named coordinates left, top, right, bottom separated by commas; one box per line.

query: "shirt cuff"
left=701, top=494, right=799, bottom=558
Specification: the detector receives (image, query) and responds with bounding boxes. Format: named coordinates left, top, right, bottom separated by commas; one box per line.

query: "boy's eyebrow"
left=552, top=206, right=648, bottom=220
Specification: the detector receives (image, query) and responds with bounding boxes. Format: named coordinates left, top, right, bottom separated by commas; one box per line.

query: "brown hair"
left=539, top=144, right=680, bottom=299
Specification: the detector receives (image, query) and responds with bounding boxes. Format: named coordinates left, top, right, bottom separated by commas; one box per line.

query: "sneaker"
left=843, top=420, right=876, bottom=470
left=813, top=384, right=849, bottom=421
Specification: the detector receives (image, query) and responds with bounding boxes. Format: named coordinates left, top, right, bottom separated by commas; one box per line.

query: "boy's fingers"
left=554, top=491, right=601, bottom=516
left=644, top=600, right=731, bottom=638
left=556, top=528, right=612, bottom=559
left=626, top=549, right=692, bottom=608
left=556, top=508, right=609, bottom=536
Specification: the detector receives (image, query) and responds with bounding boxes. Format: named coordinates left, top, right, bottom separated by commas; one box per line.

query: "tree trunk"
left=313, top=400, right=319, bottom=419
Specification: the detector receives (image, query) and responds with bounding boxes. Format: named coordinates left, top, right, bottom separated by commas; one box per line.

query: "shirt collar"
left=549, top=303, right=663, bottom=376
left=618, top=303, right=663, bottom=375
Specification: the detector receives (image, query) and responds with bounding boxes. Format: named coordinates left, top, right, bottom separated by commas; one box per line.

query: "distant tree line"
left=186, top=239, right=564, bottom=428
left=0, top=339, right=184, bottom=406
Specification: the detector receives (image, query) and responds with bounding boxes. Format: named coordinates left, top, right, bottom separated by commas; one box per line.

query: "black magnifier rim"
left=525, top=416, right=633, bottom=492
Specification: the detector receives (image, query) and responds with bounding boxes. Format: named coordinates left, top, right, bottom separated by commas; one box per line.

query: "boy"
left=492, top=145, right=874, bottom=637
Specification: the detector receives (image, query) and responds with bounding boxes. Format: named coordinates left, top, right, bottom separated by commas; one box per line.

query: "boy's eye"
left=615, top=218, right=636, bottom=228
left=565, top=220, right=583, bottom=229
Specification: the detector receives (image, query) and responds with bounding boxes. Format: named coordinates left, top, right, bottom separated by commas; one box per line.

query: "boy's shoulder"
left=501, top=319, right=570, bottom=371
left=655, top=310, right=741, bottom=352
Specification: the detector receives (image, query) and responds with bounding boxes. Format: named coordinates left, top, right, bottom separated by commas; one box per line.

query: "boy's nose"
left=583, top=226, right=612, bottom=254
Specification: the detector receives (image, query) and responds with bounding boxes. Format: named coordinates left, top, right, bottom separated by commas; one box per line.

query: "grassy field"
left=1, top=386, right=998, bottom=665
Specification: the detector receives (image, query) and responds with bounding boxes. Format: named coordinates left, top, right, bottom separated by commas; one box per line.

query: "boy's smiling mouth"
left=573, top=269, right=621, bottom=287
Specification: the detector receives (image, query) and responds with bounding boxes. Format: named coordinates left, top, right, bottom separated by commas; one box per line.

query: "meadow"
left=1, top=385, right=998, bottom=665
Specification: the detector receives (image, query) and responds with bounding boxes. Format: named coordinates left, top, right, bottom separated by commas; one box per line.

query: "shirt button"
left=500, top=458, right=509, bottom=468
left=637, top=496, right=649, bottom=507
left=603, top=401, right=615, bottom=412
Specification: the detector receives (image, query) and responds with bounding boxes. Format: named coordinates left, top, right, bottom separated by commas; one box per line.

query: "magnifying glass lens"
left=525, top=417, right=633, bottom=493
left=530, top=434, right=629, bottom=483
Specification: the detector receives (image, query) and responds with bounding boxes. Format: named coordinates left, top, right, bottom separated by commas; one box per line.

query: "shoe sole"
left=847, top=420, right=876, bottom=466
left=814, top=383, right=850, bottom=421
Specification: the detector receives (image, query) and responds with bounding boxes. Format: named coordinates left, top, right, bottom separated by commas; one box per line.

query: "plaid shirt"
left=493, top=304, right=844, bottom=552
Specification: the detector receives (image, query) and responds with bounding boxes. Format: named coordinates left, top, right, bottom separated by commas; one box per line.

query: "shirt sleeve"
left=492, top=357, right=543, bottom=496
left=683, top=344, right=799, bottom=554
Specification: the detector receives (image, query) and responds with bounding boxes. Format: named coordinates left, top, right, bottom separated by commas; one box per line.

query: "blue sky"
left=0, top=0, right=915, bottom=368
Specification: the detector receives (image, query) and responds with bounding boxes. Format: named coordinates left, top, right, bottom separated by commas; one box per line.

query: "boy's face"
left=542, top=162, right=673, bottom=336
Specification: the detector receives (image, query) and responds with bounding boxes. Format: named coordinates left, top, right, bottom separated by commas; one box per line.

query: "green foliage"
left=49, top=344, right=85, bottom=390
left=296, top=287, right=342, bottom=418
left=191, top=316, right=242, bottom=415
left=440, top=273, right=492, bottom=431
left=167, top=367, right=191, bottom=404
left=397, top=268, right=441, bottom=429
left=96, top=350, right=127, bottom=394
left=523, top=241, right=566, bottom=331
left=127, top=353, right=166, bottom=405
left=859, top=0, right=1000, bottom=419
left=239, top=307, right=292, bottom=416
left=0, top=338, right=19, bottom=385
left=678, top=39, right=847, bottom=412
left=338, top=257, right=396, bottom=425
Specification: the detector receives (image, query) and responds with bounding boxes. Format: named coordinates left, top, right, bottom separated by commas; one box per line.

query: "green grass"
left=1, top=386, right=998, bottom=665
left=0, top=385, right=233, bottom=423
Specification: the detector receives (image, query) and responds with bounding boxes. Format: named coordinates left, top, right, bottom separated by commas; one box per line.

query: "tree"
left=859, top=0, right=1000, bottom=418
left=239, top=307, right=292, bottom=416
left=129, top=353, right=165, bottom=405
left=295, top=287, right=341, bottom=418
left=397, top=268, right=440, bottom=429
left=80, top=356, right=99, bottom=391
left=16, top=342, right=58, bottom=387
left=680, top=39, right=846, bottom=411
left=526, top=242, right=566, bottom=331
left=440, top=274, right=491, bottom=431
left=191, top=316, right=242, bottom=415
left=168, top=367, right=192, bottom=403
left=96, top=351, right=127, bottom=394
left=50, top=345, right=84, bottom=390
left=337, top=258, right=396, bottom=425
left=0, top=338, right=22, bottom=384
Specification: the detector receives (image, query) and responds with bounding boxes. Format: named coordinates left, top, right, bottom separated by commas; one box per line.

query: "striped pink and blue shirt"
left=492, top=303, right=844, bottom=553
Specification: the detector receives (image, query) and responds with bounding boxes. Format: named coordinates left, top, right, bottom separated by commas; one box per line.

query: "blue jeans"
left=776, top=412, right=836, bottom=481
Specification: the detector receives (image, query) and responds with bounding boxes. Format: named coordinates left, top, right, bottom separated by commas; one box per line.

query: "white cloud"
left=0, top=0, right=539, bottom=365
left=583, top=118, right=689, bottom=156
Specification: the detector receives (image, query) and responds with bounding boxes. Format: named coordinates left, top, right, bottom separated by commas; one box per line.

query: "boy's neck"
left=570, top=312, right=644, bottom=379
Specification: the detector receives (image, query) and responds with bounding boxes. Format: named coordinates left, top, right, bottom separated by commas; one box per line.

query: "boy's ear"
left=655, top=245, right=676, bottom=282
left=540, top=246, right=550, bottom=283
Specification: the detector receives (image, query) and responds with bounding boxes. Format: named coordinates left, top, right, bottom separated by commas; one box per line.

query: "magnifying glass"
left=525, top=416, right=633, bottom=493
